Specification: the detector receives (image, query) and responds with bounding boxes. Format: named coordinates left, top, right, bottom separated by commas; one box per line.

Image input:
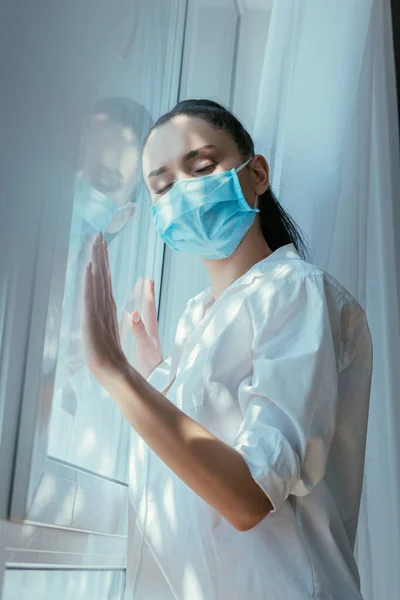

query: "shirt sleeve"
left=233, top=274, right=339, bottom=513
left=147, top=357, right=173, bottom=392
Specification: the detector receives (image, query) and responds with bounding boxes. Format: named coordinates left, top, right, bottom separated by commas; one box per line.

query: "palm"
left=82, top=234, right=126, bottom=387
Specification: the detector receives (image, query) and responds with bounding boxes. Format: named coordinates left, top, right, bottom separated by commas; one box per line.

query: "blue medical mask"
left=150, top=158, right=259, bottom=259
left=73, top=177, right=117, bottom=234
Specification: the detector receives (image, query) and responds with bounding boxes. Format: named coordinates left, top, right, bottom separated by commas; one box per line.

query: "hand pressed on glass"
left=82, top=233, right=129, bottom=387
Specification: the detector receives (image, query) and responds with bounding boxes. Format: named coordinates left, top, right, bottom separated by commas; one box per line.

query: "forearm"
left=106, top=362, right=272, bottom=531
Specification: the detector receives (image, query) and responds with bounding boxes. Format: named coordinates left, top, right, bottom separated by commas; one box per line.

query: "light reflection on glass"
left=46, top=97, right=152, bottom=481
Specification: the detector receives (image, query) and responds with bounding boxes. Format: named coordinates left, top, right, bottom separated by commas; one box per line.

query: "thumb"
left=130, top=311, right=148, bottom=339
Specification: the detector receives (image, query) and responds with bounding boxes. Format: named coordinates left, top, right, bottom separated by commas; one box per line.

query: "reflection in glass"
left=47, top=97, right=151, bottom=480
left=3, top=569, right=125, bottom=600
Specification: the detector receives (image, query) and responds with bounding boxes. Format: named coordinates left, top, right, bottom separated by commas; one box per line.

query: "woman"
left=82, top=100, right=372, bottom=599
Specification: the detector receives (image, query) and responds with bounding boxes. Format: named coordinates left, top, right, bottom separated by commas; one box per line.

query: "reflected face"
left=78, top=112, right=139, bottom=206
left=142, top=115, right=257, bottom=206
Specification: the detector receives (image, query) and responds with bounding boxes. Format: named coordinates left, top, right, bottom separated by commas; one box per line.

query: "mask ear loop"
left=236, top=157, right=259, bottom=211
left=236, top=157, right=253, bottom=174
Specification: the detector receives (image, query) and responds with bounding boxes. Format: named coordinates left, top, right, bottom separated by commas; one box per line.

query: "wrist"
left=102, top=356, right=139, bottom=398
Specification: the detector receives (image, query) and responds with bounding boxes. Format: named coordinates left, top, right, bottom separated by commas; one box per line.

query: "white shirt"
left=126, top=244, right=372, bottom=600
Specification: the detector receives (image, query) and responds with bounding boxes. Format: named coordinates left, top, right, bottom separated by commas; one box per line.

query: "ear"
left=250, top=155, right=269, bottom=195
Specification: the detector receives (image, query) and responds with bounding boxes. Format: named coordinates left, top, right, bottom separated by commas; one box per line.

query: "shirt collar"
left=195, top=244, right=302, bottom=311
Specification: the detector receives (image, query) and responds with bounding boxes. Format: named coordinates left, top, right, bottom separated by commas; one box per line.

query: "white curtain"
left=253, top=1, right=400, bottom=598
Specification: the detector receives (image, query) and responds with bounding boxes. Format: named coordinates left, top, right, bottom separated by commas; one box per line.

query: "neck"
left=203, top=217, right=272, bottom=300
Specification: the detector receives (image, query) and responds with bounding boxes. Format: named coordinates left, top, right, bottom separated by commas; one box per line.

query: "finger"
left=100, top=236, right=115, bottom=308
left=130, top=309, right=148, bottom=337
left=142, top=278, right=159, bottom=339
left=82, top=262, right=95, bottom=332
left=89, top=237, right=101, bottom=310
left=97, top=234, right=109, bottom=299
left=90, top=234, right=101, bottom=280
left=90, top=233, right=100, bottom=266
left=100, top=235, right=120, bottom=340
left=90, top=235, right=96, bottom=270
left=91, top=234, right=105, bottom=309
left=99, top=233, right=111, bottom=284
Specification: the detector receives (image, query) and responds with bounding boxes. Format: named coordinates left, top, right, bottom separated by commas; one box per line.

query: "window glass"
left=46, top=97, right=152, bottom=481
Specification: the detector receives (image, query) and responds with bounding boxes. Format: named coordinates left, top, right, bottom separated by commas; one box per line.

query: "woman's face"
left=142, top=115, right=262, bottom=207
left=78, top=112, right=139, bottom=206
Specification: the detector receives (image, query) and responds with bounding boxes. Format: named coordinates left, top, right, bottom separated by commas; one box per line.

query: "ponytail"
left=258, top=188, right=309, bottom=259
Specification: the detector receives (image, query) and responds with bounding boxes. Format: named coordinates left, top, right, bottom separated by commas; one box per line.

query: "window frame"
left=2, top=520, right=127, bottom=569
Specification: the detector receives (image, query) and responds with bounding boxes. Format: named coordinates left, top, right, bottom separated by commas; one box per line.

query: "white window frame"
left=2, top=520, right=127, bottom=570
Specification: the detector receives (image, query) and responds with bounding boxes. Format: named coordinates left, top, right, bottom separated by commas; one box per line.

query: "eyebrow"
left=147, top=144, right=216, bottom=179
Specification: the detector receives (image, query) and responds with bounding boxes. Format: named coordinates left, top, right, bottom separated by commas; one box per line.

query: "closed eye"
left=155, top=182, right=173, bottom=196
left=154, top=162, right=216, bottom=195
left=193, top=163, right=215, bottom=175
